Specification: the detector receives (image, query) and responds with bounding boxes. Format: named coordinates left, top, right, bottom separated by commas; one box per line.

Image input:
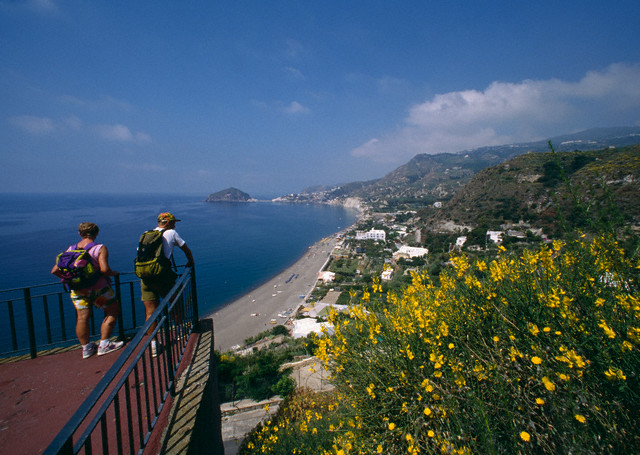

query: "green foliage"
left=430, top=143, right=640, bottom=235
left=540, top=159, right=563, bottom=187
left=244, top=325, right=289, bottom=345
left=313, top=236, right=640, bottom=454
left=217, top=335, right=317, bottom=402
left=422, top=232, right=458, bottom=254
left=239, top=389, right=344, bottom=455
left=271, top=376, right=297, bottom=398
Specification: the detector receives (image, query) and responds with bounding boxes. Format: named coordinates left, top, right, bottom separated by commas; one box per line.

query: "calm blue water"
left=0, top=193, right=357, bottom=315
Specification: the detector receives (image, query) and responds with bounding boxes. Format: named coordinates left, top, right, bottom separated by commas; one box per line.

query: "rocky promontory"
left=205, top=187, right=254, bottom=202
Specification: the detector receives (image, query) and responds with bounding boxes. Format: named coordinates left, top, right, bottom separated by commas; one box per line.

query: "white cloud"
left=284, top=66, right=305, bottom=80
left=0, top=0, right=59, bottom=14
left=134, top=131, right=152, bottom=143
left=283, top=101, right=310, bottom=115
left=285, top=39, right=304, bottom=59
left=27, top=0, right=58, bottom=13
left=63, top=115, right=82, bottom=129
left=96, top=124, right=134, bottom=141
left=351, top=63, right=640, bottom=163
left=9, top=112, right=152, bottom=146
left=59, top=94, right=135, bottom=112
left=9, top=115, right=55, bottom=134
left=95, top=123, right=151, bottom=144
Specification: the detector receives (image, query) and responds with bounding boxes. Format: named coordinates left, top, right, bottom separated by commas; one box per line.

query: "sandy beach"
left=208, top=235, right=338, bottom=352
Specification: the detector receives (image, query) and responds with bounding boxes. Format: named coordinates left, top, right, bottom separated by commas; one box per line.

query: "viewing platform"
left=0, top=269, right=224, bottom=455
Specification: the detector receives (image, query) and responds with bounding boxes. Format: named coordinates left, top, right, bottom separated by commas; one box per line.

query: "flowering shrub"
left=244, top=234, right=640, bottom=453
left=315, top=235, right=640, bottom=454
left=239, top=389, right=349, bottom=454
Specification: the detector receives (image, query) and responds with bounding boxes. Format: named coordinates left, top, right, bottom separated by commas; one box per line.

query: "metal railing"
left=0, top=269, right=190, bottom=358
left=43, top=266, right=199, bottom=455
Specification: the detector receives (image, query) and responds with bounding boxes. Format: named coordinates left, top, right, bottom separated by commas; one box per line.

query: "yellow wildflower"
left=604, top=367, right=626, bottom=381
left=542, top=376, right=556, bottom=391
left=520, top=431, right=531, bottom=442
left=531, top=356, right=543, bottom=365
left=575, top=414, right=586, bottom=423
left=598, top=320, right=616, bottom=339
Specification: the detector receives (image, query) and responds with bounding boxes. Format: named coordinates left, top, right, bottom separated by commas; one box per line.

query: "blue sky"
left=2, top=1, right=640, bottom=197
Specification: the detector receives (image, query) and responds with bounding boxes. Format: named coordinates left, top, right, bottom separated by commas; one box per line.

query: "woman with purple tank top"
left=51, top=222, right=124, bottom=359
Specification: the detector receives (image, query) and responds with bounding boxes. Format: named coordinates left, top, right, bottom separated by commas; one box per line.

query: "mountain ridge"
left=282, top=127, right=640, bottom=208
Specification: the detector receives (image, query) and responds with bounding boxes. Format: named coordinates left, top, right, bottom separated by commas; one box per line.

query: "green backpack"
left=134, top=230, right=173, bottom=278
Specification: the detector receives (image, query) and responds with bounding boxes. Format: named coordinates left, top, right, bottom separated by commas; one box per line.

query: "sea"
left=0, top=193, right=358, bottom=317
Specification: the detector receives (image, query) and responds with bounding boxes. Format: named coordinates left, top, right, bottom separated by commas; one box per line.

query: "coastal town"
left=223, top=203, right=546, bottom=353
left=214, top=198, right=559, bottom=451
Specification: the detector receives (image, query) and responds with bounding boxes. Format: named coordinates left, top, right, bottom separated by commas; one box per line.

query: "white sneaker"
left=98, top=340, right=124, bottom=356
left=82, top=343, right=97, bottom=359
left=151, top=340, right=163, bottom=358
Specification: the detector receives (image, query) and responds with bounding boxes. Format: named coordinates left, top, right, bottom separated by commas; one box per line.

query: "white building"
left=381, top=269, right=394, bottom=281
left=356, top=229, right=386, bottom=241
left=393, top=245, right=429, bottom=260
left=303, top=303, right=349, bottom=318
left=456, top=236, right=467, bottom=248
left=292, top=318, right=334, bottom=339
left=318, top=271, right=336, bottom=283
left=487, top=230, right=504, bottom=244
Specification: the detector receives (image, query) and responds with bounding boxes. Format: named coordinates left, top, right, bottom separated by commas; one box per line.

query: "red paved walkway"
left=0, top=348, right=120, bottom=455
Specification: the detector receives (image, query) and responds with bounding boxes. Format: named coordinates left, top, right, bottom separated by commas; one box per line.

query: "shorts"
left=70, top=285, right=118, bottom=311
left=140, top=274, right=177, bottom=302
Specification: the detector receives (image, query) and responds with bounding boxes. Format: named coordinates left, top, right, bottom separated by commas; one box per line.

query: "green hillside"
left=425, top=144, right=640, bottom=235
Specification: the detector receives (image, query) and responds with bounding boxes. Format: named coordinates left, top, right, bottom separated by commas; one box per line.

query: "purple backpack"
left=55, top=242, right=101, bottom=291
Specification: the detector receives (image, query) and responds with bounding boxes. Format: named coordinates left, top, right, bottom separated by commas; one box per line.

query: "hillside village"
left=282, top=206, right=547, bottom=341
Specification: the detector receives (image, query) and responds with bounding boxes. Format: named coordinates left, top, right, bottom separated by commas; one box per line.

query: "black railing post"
left=57, top=293, right=67, bottom=341
left=58, top=437, right=74, bottom=455
left=114, top=274, right=126, bottom=341
left=43, top=295, right=52, bottom=344
left=162, top=305, right=175, bottom=395
left=128, top=281, right=137, bottom=327
left=8, top=300, right=18, bottom=351
left=189, top=266, right=199, bottom=324
left=24, top=287, right=37, bottom=359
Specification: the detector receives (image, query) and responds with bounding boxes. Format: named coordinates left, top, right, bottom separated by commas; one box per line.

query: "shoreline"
left=208, top=235, right=338, bottom=352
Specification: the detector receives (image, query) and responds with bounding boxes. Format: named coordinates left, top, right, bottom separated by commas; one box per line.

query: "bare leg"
left=76, top=308, right=91, bottom=345
left=143, top=300, right=158, bottom=335
left=100, top=301, right=120, bottom=340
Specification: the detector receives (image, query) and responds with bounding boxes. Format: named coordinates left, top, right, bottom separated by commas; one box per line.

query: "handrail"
left=44, top=266, right=198, bottom=455
left=0, top=270, right=185, bottom=359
